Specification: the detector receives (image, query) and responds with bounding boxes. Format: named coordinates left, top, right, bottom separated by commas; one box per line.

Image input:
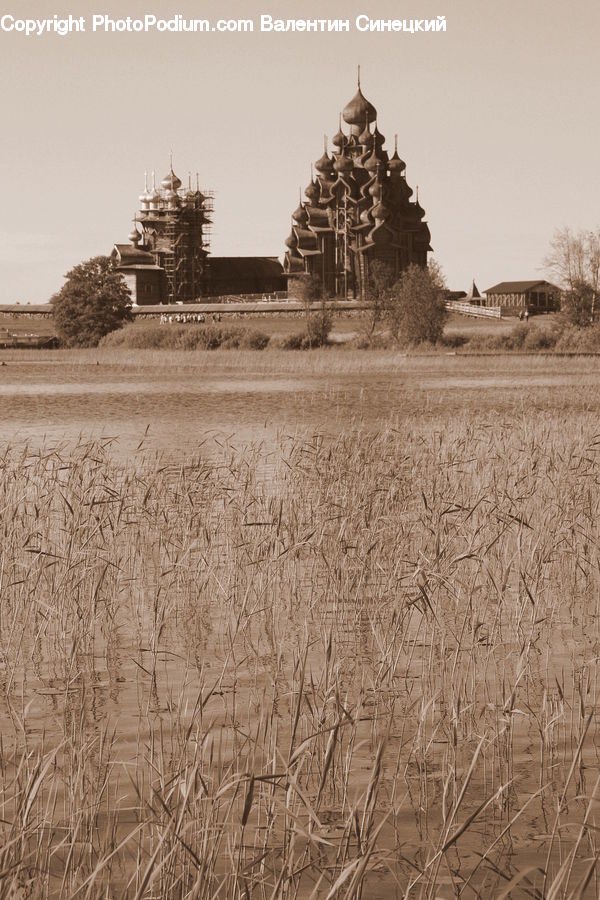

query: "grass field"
left=443, top=311, right=545, bottom=336
left=0, top=352, right=600, bottom=897
left=0, top=309, right=557, bottom=345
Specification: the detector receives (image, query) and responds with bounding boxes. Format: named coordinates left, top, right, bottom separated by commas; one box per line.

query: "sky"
left=1, top=0, right=599, bottom=303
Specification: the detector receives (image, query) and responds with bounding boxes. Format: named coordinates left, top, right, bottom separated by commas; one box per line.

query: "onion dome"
left=332, top=114, right=347, bottom=149
left=388, top=136, right=406, bottom=174
left=373, top=126, right=385, bottom=150
left=292, top=202, right=308, bottom=226
left=183, top=172, right=195, bottom=203
left=360, top=207, right=372, bottom=225
left=388, top=151, right=406, bottom=174
left=333, top=148, right=353, bottom=173
left=372, top=200, right=389, bottom=221
left=368, top=180, right=382, bottom=200
left=161, top=168, right=182, bottom=191
left=192, top=174, right=206, bottom=205
left=138, top=171, right=151, bottom=206
left=145, top=171, right=159, bottom=207
left=285, top=232, right=296, bottom=249
left=342, top=86, right=377, bottom=127
left=364, top=148, right=384, bottom=172
left=305, top=179, right=319, bottom=202
left=164, top=188, right=180, bottom=209
left=332, top=128, right=347, bottom=149
left=128, top=224, right=141, bottom=244
left=315, top=146, right=333, bottom=175
left=359, top=116, right=373, bottom=147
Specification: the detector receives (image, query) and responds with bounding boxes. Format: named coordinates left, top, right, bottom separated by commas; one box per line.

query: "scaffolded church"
left=113, top=162, right=284, bottom=304
left=284, top=76, right=432, bottom=299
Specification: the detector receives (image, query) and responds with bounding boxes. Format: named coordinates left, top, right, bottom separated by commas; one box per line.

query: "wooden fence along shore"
left=445, top=301, right=502, bottom=319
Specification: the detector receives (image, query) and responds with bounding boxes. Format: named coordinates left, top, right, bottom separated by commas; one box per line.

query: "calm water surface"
left=1, top=356, right=599, bottom=454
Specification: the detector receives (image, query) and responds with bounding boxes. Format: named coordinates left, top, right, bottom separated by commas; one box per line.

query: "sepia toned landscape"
left=1, top=349, right=600, bottom=897
left=2, top=0, right=600, bottom=894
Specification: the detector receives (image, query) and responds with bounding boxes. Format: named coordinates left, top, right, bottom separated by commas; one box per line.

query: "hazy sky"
left=1, top=0, right=599, bottom=302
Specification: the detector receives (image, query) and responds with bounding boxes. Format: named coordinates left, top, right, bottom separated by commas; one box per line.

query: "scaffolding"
left=137, top=177, right=215, bottom=302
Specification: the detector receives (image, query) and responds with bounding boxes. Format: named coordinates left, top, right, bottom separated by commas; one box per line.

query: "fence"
left=132, top=299, right=369, bottom=317
left=446, top=302, right=502, bottom=319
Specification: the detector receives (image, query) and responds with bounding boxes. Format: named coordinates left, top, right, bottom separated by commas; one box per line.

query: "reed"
left=0, top=409, right=599, bottom=897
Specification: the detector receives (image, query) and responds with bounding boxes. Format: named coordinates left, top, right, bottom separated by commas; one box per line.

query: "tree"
left=363, top=260, right=396, bottom=339
left=51, top=256, right=133, bottom=347
left=294, top=272, right=323, bottom=303
left=294, top=273, right=332, bottom=348
left=560, top=280, right=596, bottom=328
left=387, top=261, right=447, bottom=344
left=544, top=227, right=600, bottom=324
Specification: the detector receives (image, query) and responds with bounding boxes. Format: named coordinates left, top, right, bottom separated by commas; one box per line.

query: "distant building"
left=284, top=74, right=432, bottom=300
left=111, top=244, right=165, bottom=305
left=466, top=280, right=482, bottom=304
left=207, top=257, right=284, bottom=296
left=484, top=280, right=560, bottom=313
left=113, top=163, right=284, bottom=304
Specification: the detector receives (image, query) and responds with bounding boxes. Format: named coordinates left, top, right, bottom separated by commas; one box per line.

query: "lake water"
left=1, top=354, right=599, bottom=455
left=2, top=352, right=600, bottom=898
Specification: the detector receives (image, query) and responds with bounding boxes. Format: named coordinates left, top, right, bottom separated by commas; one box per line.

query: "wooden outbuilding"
left=484, top=280, right=560, bottom=314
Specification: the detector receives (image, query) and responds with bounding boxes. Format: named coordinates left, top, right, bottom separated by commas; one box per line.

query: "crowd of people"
left=159, top=312, right=222, bottom=324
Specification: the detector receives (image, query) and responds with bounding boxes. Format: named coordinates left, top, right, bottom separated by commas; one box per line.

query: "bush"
left=279, top=333, right=307, bottom=350
left=521, top=325, right=560, bottom=351
left=554, top=324, right=600, bottom=352
left=99, top=322, right=270, bottom=351
left=304, top=308, right=332, bottom=347
left=449, top=319, right=568, bottom=353
left=560, top=282, right=595, bottom=327
left=348, top=332, right=396, bottom=350
left=267, top=310, right=332, bottom=350
left=440, top=333, right=469, bottom=349
left=387, top=262, right=447, bottom=345
left=239, top=330, right=270, bottom=350
left=505, top=323, right=529, bottom=350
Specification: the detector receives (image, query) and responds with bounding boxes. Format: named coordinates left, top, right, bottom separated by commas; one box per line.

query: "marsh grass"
left=5, top=347, right=600, bottom=377
left=1, top=413, right=600, bottom=897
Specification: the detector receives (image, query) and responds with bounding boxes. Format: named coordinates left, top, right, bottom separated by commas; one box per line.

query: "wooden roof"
left=485, top=280, right=560, bottom=294
left=208, top=257, right=283, bottom=279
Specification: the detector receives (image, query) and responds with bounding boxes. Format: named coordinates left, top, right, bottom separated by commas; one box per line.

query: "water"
left=2, top=353, right=600, bottom=897
left=1, top=355, right=599, bottom=455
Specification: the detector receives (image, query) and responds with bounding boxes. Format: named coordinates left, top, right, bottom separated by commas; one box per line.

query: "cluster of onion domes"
left=284, top=80, right=431, bottom=293
left=137, top=168, right=206, bottom=218
left=127, top=165, right=209, bottom=246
